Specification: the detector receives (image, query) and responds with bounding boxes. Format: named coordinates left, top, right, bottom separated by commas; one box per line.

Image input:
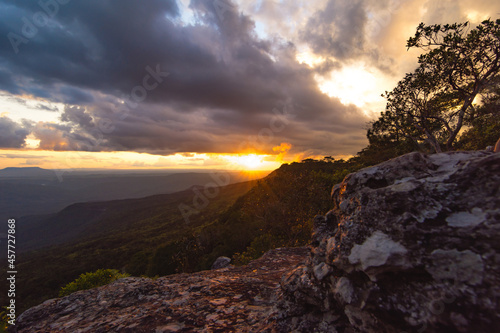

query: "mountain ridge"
left=0, top=167, right=55, bottom=178
left=0, top=170, right=268, bottom=221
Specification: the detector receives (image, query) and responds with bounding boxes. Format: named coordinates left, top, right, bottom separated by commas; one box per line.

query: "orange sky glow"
left=0, top=1, right=498, bottom=171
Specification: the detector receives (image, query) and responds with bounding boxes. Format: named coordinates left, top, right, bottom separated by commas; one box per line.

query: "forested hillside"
left=1, top=180, right=256, bottom=313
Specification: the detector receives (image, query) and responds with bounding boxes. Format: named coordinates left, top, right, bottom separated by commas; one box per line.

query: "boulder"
left=211, top=256, right=232, bottom=270
left=277, top=151, right=500, bottom=332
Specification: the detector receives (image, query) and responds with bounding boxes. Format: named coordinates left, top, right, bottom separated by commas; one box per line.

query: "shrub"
left=59, top=269, right=129, bottom=297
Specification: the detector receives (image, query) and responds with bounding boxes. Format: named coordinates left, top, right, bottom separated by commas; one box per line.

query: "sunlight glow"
left=466, top=11, right=490, bottom=23
left=294, top=51, right=390, bottom=115
left=0, top=94, right=62, bottom=123
left=24, top=134, right=41, bottom=149
left=223, top=154, right=271, bottom=170
left=315, top=64, right=388, bottom=113
left=0, top=150, right=282, bottom=171
left=296, top=52, right=325, bottom=68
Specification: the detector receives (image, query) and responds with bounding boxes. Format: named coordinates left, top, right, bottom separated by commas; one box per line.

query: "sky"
left=0, top=0, right=498, bottom=171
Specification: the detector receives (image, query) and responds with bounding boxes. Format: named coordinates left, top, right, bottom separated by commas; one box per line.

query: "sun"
left=223, top=154, right=270, bottom=170
left=235, top=154, right=264, bottom=170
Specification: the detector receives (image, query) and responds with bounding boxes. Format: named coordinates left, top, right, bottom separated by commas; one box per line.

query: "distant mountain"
left=2, top=179, right=258, bottom=311
left=15, top=180, right=259, bottom=253
left=0, top=170, right=269, bottom=221
left=0, top=167, right=57, bottom=178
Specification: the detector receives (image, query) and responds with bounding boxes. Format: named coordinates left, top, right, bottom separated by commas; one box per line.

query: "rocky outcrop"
left=11, top=247, right=308, bottom=332
left=278, top=151, right=500, bottom=332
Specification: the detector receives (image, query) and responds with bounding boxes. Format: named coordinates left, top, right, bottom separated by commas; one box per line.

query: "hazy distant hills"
left=0, top=167, right=269, bottom=221
left=4, top=179, right=258, bottom=310
left=15, top=180, right=258, bottom=253
left=0, top=167, right=56, bottom=178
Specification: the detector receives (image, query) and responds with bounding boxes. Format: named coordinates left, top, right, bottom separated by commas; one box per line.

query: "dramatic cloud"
left=0, top=0, right=498, bottom=160
left=0, top=116, right=31, bottom=148
left=0, top=0, right=371, bottom=157
left=31, top=122, right=72, bottom=151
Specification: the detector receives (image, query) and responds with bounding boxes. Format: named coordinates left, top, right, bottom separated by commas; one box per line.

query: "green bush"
left=59, top=269, right=129, bottom=297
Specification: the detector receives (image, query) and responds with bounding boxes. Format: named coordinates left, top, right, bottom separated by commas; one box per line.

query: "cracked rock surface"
left=11, top=247, right=308, bottom=333
left=277, top=151, right=500, bottom=332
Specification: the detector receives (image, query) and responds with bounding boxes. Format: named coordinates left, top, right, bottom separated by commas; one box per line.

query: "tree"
left=371, top=19, right=500, bottom=152
left=456, top=76, right=500, bottom=150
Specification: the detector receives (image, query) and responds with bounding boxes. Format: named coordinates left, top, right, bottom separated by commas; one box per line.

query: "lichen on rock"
left=278, top=151, right=500, bottom=333
left=347, top=230, right=410, bottom=280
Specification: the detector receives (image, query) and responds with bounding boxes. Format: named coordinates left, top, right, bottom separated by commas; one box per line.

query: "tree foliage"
left=370, top=19, right=500, bottom=152
left=456, top=77, right=500, bottom=150
left=59, top=269, right=129, bottom=297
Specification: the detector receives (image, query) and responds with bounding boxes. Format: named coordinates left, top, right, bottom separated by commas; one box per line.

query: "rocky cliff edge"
left=278, top=151, right=500, bottom=332
left=11, top=247, right=308, bottom=333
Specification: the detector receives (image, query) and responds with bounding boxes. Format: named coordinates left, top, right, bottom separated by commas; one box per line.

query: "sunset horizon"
left=1, top=0, right=499, bottom=170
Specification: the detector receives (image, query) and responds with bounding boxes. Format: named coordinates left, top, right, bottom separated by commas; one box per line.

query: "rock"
left=426, top=249, right=484, bottom=285
left=347, top=230, right=410, bottom=281
left=313, top=262, right=332, bottom=281
left=11, top=247, right=309, bottom=333
left=211, top=256, right=231, bottom=270
left=278, top=151, right=500, bottom=332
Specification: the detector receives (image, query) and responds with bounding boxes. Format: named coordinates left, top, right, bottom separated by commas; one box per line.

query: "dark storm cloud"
left=0, top=0, right=369, bottom=156
left=0, top=69, right=20, bottom=95
left=0, top=117, right=31, bottom=148
left=31, top=121, right=74, bottom=151
left=312, top=58, right=342, bottom=75
left=58, top=87, right=95, bottom=105
left=0, top=0, right=180, bottom=95
left=60, top=106, right=94, bottom=128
